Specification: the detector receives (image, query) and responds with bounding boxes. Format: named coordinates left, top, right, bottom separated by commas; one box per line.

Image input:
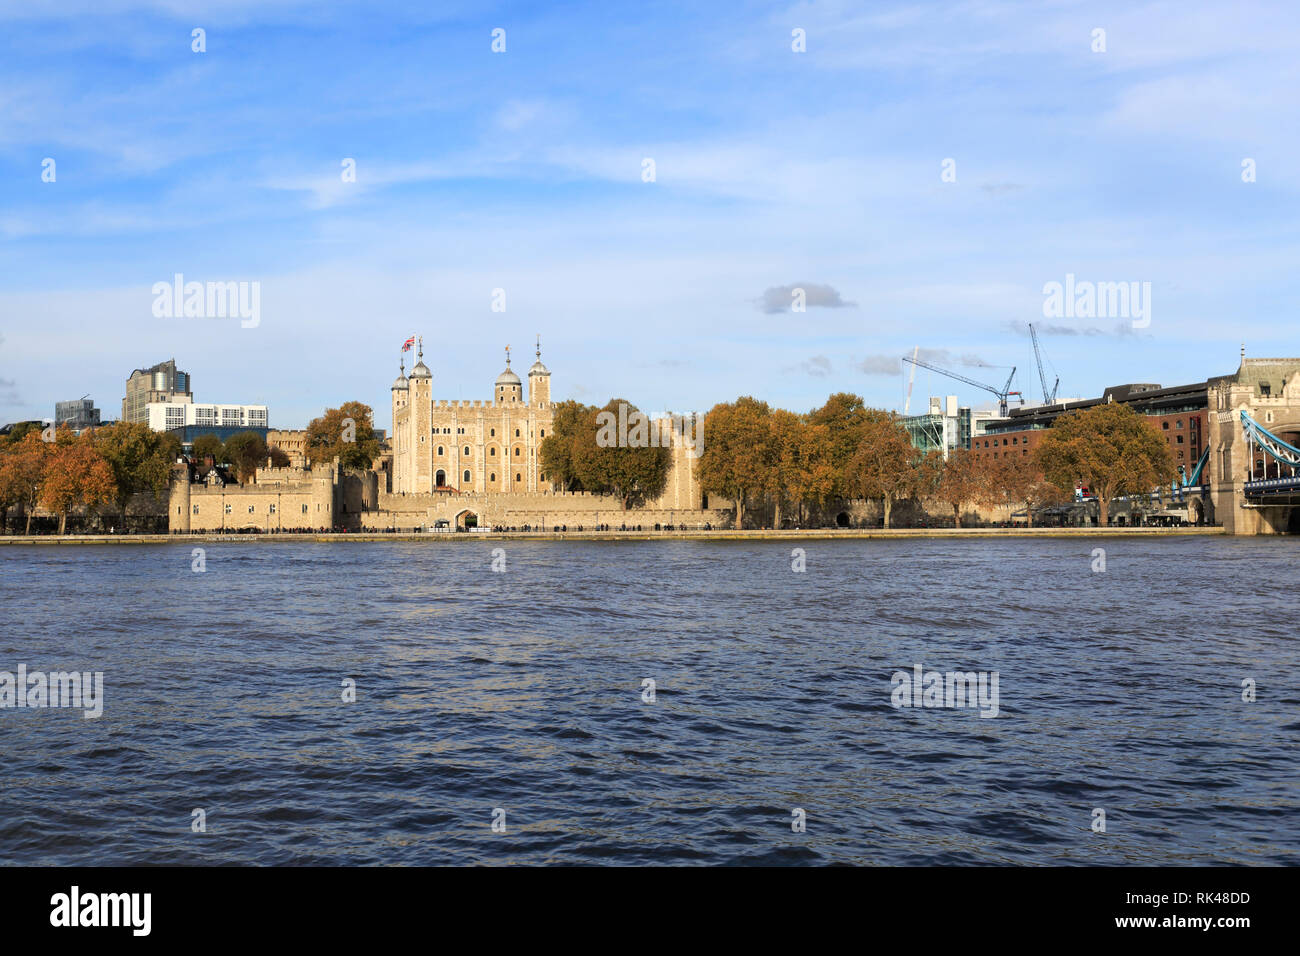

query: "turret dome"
left=408, top=337, right=431, bottom=378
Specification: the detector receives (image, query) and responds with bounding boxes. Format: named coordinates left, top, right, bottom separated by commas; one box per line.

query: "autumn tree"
left=766, top=408, right=803, bottom=529
left=1034, top=403, right=1176, bottom=526
left=3, top=433, right=51, bottom=534
left=91, top=421, right=181, bottom=515
left=41, top=438, right=117, bottom=534
left=996, top=451, right=1066, bottom=526
left=305, top=401, right=382, bottom=470
left=843, top=411, right=922, bottom=529
left=0, top=443, right=30, bottom=534
left=696, top=396, right=778, bottom=528
left=807, top=392, right=874, bottom=500
left=932, top=448, right=981, bottom=527
left=538, top=399, right=595, bottom=492
left=784, top=421, right=837, bottom=526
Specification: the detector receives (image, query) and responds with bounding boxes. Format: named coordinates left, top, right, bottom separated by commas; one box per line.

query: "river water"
left=1, top=537, right=1296, bottom=865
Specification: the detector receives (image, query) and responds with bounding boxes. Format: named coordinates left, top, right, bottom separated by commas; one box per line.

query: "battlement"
left=253, top=465, right=319, bottom=485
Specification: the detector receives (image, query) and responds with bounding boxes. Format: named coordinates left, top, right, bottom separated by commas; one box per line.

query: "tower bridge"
left=1207, top=355, right=1300, bottom=534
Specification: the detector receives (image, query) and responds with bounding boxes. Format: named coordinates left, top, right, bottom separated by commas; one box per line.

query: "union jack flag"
left=402, top=336, right=415, bottom=352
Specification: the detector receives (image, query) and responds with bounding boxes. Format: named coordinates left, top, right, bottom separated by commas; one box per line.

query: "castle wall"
left=170, top=460, right=345, bottom=531
left=367, top=489, right=729, bottom=530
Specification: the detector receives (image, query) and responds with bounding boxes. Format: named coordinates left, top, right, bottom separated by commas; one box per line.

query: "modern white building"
left=145, top=397, right=268, bottom=439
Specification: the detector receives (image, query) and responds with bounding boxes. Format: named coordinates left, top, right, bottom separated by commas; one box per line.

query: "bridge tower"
left=1207, top=352, right=1300, bottom=534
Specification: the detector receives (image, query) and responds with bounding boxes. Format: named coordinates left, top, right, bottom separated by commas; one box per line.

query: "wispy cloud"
left=0, top=0, right=1293, bottom=424
left=785, top=355, right=833, bottom=377
left=859, top=348, right=992, bottom=376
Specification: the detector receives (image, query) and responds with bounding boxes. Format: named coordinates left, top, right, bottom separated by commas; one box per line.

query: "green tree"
left=577, top=399, right=671, bottom=509
left=222, top=431, right=270, bottom=485
left=1034, top=403, right=1176, bottom=526
left=191, top=433, right=225, bottom=463
left=538, top=399, right=595, bottom=492
left=91, top=421, right=181, bottom=513
left=305, top=401, right=381, bottom=470
left=2, top=422, right=44, bottom=445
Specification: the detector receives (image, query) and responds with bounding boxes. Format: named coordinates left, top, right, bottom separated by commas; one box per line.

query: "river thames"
left=1, top=537, right=1296, bottom=865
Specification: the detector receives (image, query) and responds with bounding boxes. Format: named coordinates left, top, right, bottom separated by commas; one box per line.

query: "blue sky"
left=2, top=0, right=1298, bottom=430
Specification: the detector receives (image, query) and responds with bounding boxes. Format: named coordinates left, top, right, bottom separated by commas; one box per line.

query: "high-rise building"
left=122, top=359, right=192, bottom=423
left=55, top=396, right=101, bottom=431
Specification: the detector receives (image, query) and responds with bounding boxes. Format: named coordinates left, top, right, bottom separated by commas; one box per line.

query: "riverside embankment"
left=0, top=526, right=1226, bottom=544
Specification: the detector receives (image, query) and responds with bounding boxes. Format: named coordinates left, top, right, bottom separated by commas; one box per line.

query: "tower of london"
left=391, top=338, right=555, bottom=496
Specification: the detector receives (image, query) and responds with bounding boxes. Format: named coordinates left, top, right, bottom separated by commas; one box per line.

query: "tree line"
left=537, top=391, right=1176, bottom=527
left=0, top=422, right=178, bottom=534
left=695, top=393, right=1176, bottom=528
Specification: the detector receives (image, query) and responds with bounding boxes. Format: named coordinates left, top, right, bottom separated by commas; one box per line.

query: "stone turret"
left=495, top=345, right=522, bottom=405
left=169, top=463, right=192, bottom=533
left=528, top=334, right=551, bottom=407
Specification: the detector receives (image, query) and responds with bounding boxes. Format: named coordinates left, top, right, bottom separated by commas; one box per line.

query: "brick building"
left=970, top=381, right=1209, bottom=475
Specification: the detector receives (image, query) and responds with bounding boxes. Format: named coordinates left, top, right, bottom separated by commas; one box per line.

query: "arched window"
left=463, top=446, right=470, bottom=456
left=515, top=473, right=521, bottom=482
left=437, top=446, right=444, bottom=455
left=515, top=428, right=520, bottom=437
left=489, top=447, right=496, bottom=456
left=463, top=470, right=471, bottom=483
left=490, top=473, right=496, bottom=482
left=490, top=428, right=495, bottom=436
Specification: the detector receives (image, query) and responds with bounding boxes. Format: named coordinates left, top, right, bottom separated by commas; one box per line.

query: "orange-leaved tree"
left=41, top=438, right=117, bottom=534
left=932, top=447, right=980, bottom=527
left=1034, top=403, right=1175, bottom=526
left=696, top=396, right=779, bottom=529
left=843, top=411, right=923, bottom=529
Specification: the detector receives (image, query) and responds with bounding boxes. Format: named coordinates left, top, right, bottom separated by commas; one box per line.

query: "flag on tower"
left=402, top=337, right=415, bottom=352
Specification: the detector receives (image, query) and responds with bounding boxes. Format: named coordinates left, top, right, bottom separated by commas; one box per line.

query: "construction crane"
left=903, top=345, right=919, bottom=414
left=900, top=354, right=1022, bottom=417
left=1028, top=323, right=1058, bottom=406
